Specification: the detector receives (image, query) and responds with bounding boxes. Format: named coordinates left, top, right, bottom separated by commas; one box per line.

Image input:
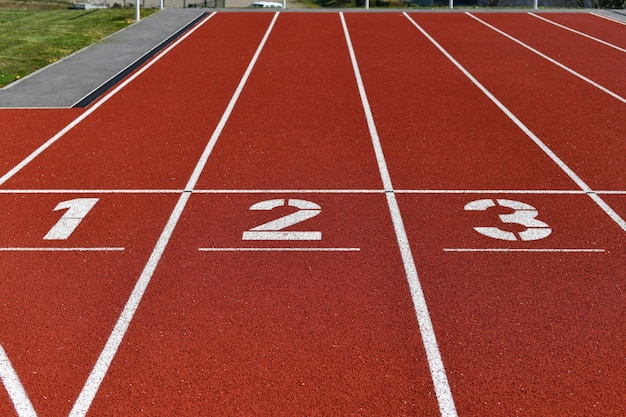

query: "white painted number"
left=464, top=199, right=551, bottom=241
left=242, top=199, right=322, bottom=241
left=44, top=198, right=99, bottom=240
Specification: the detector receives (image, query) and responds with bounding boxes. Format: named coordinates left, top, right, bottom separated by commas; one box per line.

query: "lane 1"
left=0, top=109, right=83, bottom=178
left=1, top=13, right=275, bottom=190
left=474, top=12, right=626, bottom=99
left=0, top=193, right=178, bottom=417
left=343, top=13, right=575, bottom=191
left=408, top=12, right=626, bottom=192
left=195, top=13, right=383, bottom=191
left=397, top=192, right=626, bottom=417
left=86, top=193, right=443, bottom=416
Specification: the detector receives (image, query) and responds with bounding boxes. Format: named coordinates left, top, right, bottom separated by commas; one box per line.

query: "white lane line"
left=591, top=11, right=626, bottom=26
left=465, top=12, right=626, bottom=105
left=0, top=247, right=124, bottom=252
left=0, top=344, right=37, bottom=417
left=444, top=248, right=606, bottom=253
left=0, top=12, right=218, bottom=187
left=68, top=12, right=280, bottom=417
left=341, top=13, right=458, bottom=417
left=199, top=247, right=360, bottom=252
left=403, top=12, right=626, bottom=233
left=528, top=12, right=626, bottom=54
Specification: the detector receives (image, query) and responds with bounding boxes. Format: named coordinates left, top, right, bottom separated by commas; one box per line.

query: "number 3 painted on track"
left=464, top=199, right=551, bottom=241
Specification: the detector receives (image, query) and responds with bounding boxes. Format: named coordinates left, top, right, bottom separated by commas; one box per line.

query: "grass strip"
left=0, top=6, right=157, bottom=87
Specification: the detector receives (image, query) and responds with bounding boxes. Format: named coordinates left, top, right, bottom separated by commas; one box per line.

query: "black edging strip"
left=73, top=12, right=209, bottom=108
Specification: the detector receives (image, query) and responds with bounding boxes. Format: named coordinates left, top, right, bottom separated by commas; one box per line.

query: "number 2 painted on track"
left=242, top=199, right=322, bottom=241
left=44, top=198, right=99, bottom=240
left=464, top=198, right=551, bottom=241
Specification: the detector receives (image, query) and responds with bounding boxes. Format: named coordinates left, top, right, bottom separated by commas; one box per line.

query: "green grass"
left=0, top=5, right=158, bottom=87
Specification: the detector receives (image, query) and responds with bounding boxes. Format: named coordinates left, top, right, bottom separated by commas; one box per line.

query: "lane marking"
left=528, top=12, right=626, bottom=54
left=0, top=12, right=219, bottom=187
left=0, top=344, right=37, bottom=417
left=466, top=12, right=626, bottom=105
left=444, top=248, right=606, bottom=253
left=403, top=13, right=626, bottom=233
left=341, top=13, right=458, bottom=417
left=591, top=11, right=626, bottom=26
left=199, top=247, right=360, bottom=252
left=68, top=12, right=281, bottom=417
left=0, top=247, right=124, bottom=252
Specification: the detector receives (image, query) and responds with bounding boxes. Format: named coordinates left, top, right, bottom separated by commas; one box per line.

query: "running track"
left=0, top=11, right=624, bottom=417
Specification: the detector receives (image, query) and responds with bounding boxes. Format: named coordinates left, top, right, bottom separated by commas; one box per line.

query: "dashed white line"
left=0, top=247, right=124, bottom=252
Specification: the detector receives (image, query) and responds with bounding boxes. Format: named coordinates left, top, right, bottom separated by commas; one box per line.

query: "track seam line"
left=403, top=12, right=626, bottom=233
left=67, top=12, right=280, bottom=417
left=0, top=12, right=218, bottom=188
left=341, top=13, right=458, bottom=417
left=465, top=12, right=626, bottom=105
left=0, top=344, right=37, bottom=417
left=528, top=12, right=626, bottom=54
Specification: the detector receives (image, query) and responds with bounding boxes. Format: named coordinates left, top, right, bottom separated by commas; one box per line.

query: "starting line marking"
left=199, top=247, right=360, bottom=252
left=0, top=247, right=125, bottom=252
left=444, top=248, right=606, bottom=253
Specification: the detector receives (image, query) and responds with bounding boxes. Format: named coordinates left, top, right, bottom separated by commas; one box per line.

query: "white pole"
left=366, top=0, right=369, bottom=9
left=449, top=0, right=453, bottom=8
left=135, top=0, right=140, bottom=21
left=160, top=0, right=164, bottom=9
left=282, top=0, right=286, bottom=7
left=533, top=0, right=538, bottom=8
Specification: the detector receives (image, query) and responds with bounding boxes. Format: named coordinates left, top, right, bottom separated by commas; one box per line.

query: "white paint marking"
left=0, top=12, right=218, bottom=187
left=444, top=248, right=606, bottom=253
left=529, top=12, right=626, bottom=54
left=466, top=12, right=626, bottom=105
left=44, top=198, right=99, bottom=240
left=0, top=247, right=124, bottom=252
left=591, top=11, right=626, bottom=26
left=0, top=344, right=37, bottom=417
left=199, top=247, right=360, bottom=252
left=341, top=13, right=458, bottom=417
left=403, top=13, right=626, bottom=233
left=69, top=12, right=280, bottom=417
left=0, top=188, right=624, bottom=195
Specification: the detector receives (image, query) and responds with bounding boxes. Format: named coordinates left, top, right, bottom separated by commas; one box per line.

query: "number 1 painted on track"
left=44, top=198, right=99, bottom=241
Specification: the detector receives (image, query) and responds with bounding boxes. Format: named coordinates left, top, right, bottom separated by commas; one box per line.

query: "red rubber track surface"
left=0, top=109, right=83, bottom=176
left=0, top=11, right=624, bottom=417
left=476, top=13, right=626, bottom=98
left=409, top=12, right=626, bottom=191
left=2, top=13, right=275, bottom=190
left=541, top=12, right=626, bottom=49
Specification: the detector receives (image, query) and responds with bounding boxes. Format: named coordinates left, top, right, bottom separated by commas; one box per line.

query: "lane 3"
left=397, top=192, right=625, bottom=417
left=408, top=12, right=625, bottom=192
left=343, top=13, right=575, bottom=192
left=473, top=12, right=626, bottom=99
left=1, top=13, right=275, bottom=190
